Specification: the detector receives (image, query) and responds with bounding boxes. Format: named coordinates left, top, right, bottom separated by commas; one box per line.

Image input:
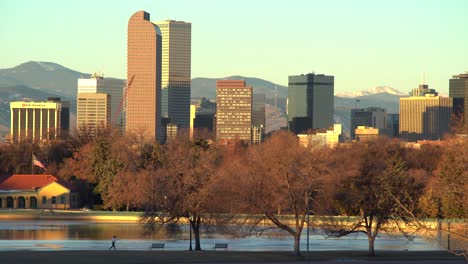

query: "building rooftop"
left=0, top=174, right=60, bottom=190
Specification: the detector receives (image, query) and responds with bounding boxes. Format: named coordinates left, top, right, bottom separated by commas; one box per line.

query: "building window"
left=42, top=196, right=47, bottom=204
left=52, top=196, right=57, bottom=204
left=60, top=196, right=65, bottom=204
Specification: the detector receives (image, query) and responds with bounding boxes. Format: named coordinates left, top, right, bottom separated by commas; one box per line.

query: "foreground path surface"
left=0, top=251, right=464, bottom=264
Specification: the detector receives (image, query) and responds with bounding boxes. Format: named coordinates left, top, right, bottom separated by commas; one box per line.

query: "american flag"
left=32, top=154, right=46, bottom=170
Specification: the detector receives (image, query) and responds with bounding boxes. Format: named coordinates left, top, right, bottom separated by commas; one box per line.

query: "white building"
left=298, top=124, right=342, bottom=149
left=77, top=74, right=125, bottom=129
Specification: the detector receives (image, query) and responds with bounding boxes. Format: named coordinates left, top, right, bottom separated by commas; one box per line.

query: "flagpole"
left=31, top=152, right=34, bottom=175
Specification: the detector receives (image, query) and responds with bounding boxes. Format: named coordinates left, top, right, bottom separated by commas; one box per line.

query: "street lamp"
left=306, top=208, right=310, bottom=263
left=189, top=216, right=193, bottom=251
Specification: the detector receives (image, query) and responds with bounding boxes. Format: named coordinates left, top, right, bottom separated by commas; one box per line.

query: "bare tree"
left=141, top=136, right=222, bottom=250
left=222, top=131, right=331, bottom=256
left=322, top=139, right=425, bottom=256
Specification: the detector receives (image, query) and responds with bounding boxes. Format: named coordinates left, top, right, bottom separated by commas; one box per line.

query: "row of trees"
left=0, top=128, right=466, bottom=256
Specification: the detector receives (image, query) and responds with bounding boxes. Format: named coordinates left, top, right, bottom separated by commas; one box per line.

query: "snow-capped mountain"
left=336, top=86, right=406, bottom=98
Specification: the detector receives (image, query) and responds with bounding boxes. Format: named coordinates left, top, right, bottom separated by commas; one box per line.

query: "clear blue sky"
left=1, top=0, right=467, bottom=94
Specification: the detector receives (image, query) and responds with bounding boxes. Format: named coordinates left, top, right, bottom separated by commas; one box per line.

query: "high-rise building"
left=216, top=80, right=252, bottom=143
left=449, top=72, right=468, bottom=127
left=126, top=11, right=163, bottom=142
left=386, top=113, right=399, bottom=138
left=350, top=107, right=386, bottom=140
left=252, top=94, right=266, bottom=128
left=10, top=100, right=66, bottom=143
left=252, top=94, right=266, bottom=143
left=76, top=93, right=110, bottom=136
left=77, top=75, right=124, bottom=128
left=192, top=98, right=216, bottom=140
left=288, top=73, right=334, bottom=133
left=154, top=20, right=191, bottom=130
left=399, top=84, right=452, bottom=141
left=47, top=97, right=70, bottom=136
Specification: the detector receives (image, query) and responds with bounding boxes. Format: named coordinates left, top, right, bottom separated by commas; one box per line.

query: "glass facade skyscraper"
left=287, top=73, right=334, bottom=134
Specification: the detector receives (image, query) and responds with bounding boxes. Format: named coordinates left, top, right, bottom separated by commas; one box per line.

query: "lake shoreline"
left=0, top=209, right=142, bottom=222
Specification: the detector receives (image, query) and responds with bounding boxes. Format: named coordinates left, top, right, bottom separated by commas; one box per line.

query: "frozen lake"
left=0, top=220, right=443, bottom=251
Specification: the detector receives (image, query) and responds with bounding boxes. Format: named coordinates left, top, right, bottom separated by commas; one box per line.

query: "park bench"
left=151, top=243, right=165, bottom=250
left=213, top=243, right=228, bottom=251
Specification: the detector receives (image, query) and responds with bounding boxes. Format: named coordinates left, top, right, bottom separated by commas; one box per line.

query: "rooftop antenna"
left=423, top=72, right=426, bottom=85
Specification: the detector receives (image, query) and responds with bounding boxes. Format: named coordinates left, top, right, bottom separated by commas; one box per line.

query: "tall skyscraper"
left=399, top=84, right=452, bottom=141
left=76, top=93, right=110, bottom=136
left=77, top=74, right=124, bottom=129
left=47, top=97, right=70, bottom=136
left=193, top=98, right=216, bottom=140
left=386, top=113, right=399, bottom=138
left=126, top=11, right=163, bottom=142
left=154, top=20, right=191, bottom=130
left=288, top=73, right=334, bottom=134
left=252, top=94, right=266, bottom=129
left=350, top=107, right=386, bottom=140
left=10, top=100, right=66, bottom=143
left=449, top=72, right=468, bottom=128
left=216, top=80, right=252, bottom=143
left=252, top=94, right=266, bottom=144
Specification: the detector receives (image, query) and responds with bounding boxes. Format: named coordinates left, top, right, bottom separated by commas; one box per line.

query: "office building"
left=449, top=72, right=468, bottom=128
left=288, top=73, right=334, bottom=133
left=252, top=94, right=266, bottom=129
left=126, top=10, right=163, bottom=142
left=298, top=124, right=342, bottom=149
left=350, top=107, right=386, bottom=140
left=10, top=100, right=66, bottom=143
left=216, top=80, right=252, bottom=143
left=76, top=93, right=110, bottom=136
left=399, top=84, right=452, bottom=141
left=386, top=113, right=399, bottom=138
left=411, top=84, right=438, bottom=96
left=355, top=126, right=383, bottom=142
left=165, top=123, right=178, bottom=142
left=77, top=74, right=124, bottom=128
left=154, top=20, right=191, bottom=129
left=48, top=97, right=70, bottom=135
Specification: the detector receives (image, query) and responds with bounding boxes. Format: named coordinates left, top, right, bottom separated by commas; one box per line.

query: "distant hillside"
left=0, top=61, right=92, bottom=98
left=192, top=76, right=288, bottom=99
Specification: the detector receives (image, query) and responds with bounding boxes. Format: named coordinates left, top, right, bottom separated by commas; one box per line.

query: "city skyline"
left=1, top=0, right=467, bottom=95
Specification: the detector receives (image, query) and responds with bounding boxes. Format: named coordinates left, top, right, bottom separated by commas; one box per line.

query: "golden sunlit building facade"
left=126, top=11, right=163, bottom=142
left=10, top=101, right=64, bottom=144
left=216, top=80, right=252, bottom=143
left=400, top=89, right=452, bottom=141
left=76, top=93, right=110, bottom=136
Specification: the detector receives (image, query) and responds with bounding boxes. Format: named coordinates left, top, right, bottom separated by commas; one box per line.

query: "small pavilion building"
left=0, top=174, right=78, bottom=209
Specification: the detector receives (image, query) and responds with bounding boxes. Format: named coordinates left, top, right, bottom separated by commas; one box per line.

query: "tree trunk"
left=293, top=233, right=301, bottom=256
left=193, top=220, right=202, bottom=251
left=367, top=236, right=375, bottom=256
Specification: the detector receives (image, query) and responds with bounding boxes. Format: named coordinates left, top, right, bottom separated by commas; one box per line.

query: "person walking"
left=109, top=235, right=117, bottom=250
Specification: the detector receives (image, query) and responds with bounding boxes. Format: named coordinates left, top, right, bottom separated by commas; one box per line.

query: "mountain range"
left=335, top=86, right=407, bottom=98
left=0, top=61, right=403, bottom=137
